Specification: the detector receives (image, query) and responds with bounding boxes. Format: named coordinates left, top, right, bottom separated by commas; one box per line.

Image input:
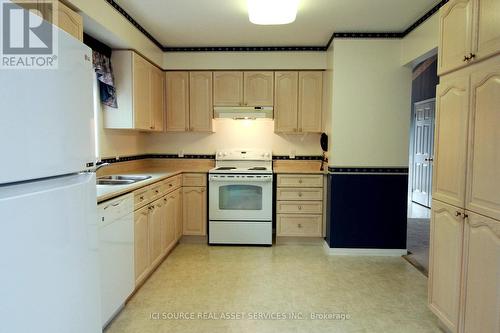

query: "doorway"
left=411, top=99, right=435, bottom=208
left=405, top=55, right=438, bottom=275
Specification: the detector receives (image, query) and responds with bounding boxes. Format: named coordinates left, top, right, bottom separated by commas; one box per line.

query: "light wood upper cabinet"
left=165, top=72, right=189, bottom=132
left=462, top=211, right=500, bottom=333
left=150, top=66, right=164, bottom=132
left=104, top=51, right=163, bottom=132
left=35, top=1, right=83, bottom=41
left=433, top=75, right=470, bottom=208
left=132, top=54, right=152, bottom=130
left=473, top=0, right=500, bottom=61
left=274, top=71, right=323, bottom=134
left=189, top=72, right=213, bottom=132
left=298, top=71, right=323, bottom=133
left=213, top=72, right=244, bottom=106
left=244, top=72, right=274, bottom=106
left=55, top=1, right=83, bottom=41
left=149, top=200, right=163, bottom=268
left=182, top=187, right=207, bottom=236
left=438, top=0, right=474, bottom=75
left=428, top=200, right=464, bottom=333
left=439, top=0, right=500, bottom=75
left=274, top=72, right=299, bottom=133
left=134, top=206, right=149, bottom=285
left=466, top=57, right=500, bottom=220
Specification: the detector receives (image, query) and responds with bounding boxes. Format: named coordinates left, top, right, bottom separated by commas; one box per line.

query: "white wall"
left=143, top=119, right=322, bottom=156
left=400, top=13, right=439, bottom=67
left=163, top=52, right=327, bottom=70
left=331, top=39, right=412, bottom=167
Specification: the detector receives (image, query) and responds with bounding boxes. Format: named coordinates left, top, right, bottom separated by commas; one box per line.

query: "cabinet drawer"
left=277, top=174, right=323, bottom=188
left=134, top=188, right=152, bottom=210
left=277, top=214, right=322, bottom=237
left=149, top=183, right=163, bottom=202
left=277, top=201, right=322, bottom=214
left=162, top=175, right=182, bottom=193
left=182, top=173, right=206, bottom=187
left=276, top=188, right=323, bottom=201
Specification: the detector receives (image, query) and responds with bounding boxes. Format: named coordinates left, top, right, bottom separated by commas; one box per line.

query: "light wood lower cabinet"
left=462, top=211, right=500, bottom=333
left=276, top=174, right=324, bottom=238
left=182, top=186, right=207, bottom=236
left=134, top=205, right=150, bottom=285
left=428, top=200, right=464, bottom=333
left=148, top=199, right=163, bottom=268
left=133, top=176, right=183, bottom=287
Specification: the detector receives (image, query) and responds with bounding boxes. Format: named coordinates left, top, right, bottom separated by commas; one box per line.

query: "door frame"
left=408, top=97, right=436, bottom=208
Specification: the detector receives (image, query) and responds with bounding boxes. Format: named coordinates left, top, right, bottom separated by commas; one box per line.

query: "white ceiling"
left=113, top=0, right=440, bottom=47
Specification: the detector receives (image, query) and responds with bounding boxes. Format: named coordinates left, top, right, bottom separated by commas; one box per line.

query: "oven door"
left=209, top=174, right=273, bottom=221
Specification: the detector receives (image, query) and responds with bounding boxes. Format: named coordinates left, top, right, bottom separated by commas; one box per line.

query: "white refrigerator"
left=0, top=23, right=102, bottom=333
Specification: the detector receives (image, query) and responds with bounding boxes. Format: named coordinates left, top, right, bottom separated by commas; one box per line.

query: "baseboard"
left=180, top=235, right=208, bottom=244
left=323, top=241, right=407, bottom=256
left=275, top=236, right=324, bottom=245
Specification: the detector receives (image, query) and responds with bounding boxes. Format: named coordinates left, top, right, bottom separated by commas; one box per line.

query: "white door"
left=0, top=173, right=101, bottom=333
left=412, top=99, right=435, bottom=207
left=0, top=33, right=95, bottom=183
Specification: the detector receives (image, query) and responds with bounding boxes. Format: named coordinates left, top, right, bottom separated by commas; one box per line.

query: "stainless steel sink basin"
left=96, top=175, right=152, bottom=185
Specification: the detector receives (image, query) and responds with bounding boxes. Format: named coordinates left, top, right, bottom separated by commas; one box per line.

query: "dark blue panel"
left=326, top=173, right=408, bottom=249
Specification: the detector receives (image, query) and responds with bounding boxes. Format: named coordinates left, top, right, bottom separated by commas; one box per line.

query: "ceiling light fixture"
left=247, top=0, right=299, bottom=25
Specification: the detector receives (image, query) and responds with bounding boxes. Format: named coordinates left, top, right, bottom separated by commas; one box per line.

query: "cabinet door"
left=274, top=72, right=298, bottom=133
left=243, top=72, right=274, bottom=106
left=38, top=1, right=83, bottom=41
left=182, top=187, right=207, bottom=236
left=165, top=72, right=189, bottom=132
left=298, top=71, right=323, bottom=133
left=133, top=54, right=152, bottom=130
left=433, top=76, right=470, bottom=207
left=150, top=66, right=164, bottom=132
left=462, top=211, right=500, bottom=333
left=428, top=200, right=465, bottom=333
left=163, top=194, right=177, bottom=251
left=438, top=0, right=473, bottom=75
left=149, top=200, right=163, bottom=268
left=189, top=72, right=213, bottom=132
left=213, top=72, right=243, bottom=106
left=473, top=0, right=500, bottom=61
left=134, top=206, right=150, bottom=285
left=175, top=189, right=183, bottom=240
left=55, top=1, right=83, bottom=41
left=466, top=58, right=500, bottom=220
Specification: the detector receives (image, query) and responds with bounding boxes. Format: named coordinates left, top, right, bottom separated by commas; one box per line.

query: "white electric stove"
left=208, top=150, right=273, bottom=245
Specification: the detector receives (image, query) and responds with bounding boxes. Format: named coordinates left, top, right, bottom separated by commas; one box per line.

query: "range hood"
left=214, top=106, right=273, bottom=120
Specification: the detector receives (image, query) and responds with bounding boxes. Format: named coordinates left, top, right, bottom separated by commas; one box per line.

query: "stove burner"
left=216, top=167, right=237, bottom=170
left=248, top=167, right=267, bottom=170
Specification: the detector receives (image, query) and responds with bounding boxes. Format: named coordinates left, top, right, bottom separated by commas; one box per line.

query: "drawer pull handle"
left=455, top=211, right=462, bottom=217
left=298, top=223, right=302, bottom=228
left=155, top=190, right=159, bottom=194
left=298, top=206, right=302, bottom=210
left=140, top=196, right=144, bottom=200
left=164, top=198, right=167, bottom=202
left=298, top=179, right=303, bottom=183
left=169, top=183, right=173, bottom=187
left=298, top=193, right=302, bottom=197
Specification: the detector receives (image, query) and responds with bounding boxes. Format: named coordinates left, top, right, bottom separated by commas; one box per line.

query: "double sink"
left=97, top=175, right=152, bottom=186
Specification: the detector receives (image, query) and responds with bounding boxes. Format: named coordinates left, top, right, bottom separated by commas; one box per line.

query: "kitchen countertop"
left=96, top=165, right=212, bottom=203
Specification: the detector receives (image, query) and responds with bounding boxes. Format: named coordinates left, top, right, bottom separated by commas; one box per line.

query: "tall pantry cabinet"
left=429, top=1, right=500, bottom=333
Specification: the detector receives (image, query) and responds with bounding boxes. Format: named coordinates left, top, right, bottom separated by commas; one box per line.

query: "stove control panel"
left=215, top=149, right=272, bottom=161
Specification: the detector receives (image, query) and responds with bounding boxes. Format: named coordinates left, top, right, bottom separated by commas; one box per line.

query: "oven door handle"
left=209, top=176, right=272, bottom=182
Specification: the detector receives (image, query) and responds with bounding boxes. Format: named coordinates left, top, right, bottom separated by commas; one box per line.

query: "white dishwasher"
left=97, top=193, right=134, bottom=327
